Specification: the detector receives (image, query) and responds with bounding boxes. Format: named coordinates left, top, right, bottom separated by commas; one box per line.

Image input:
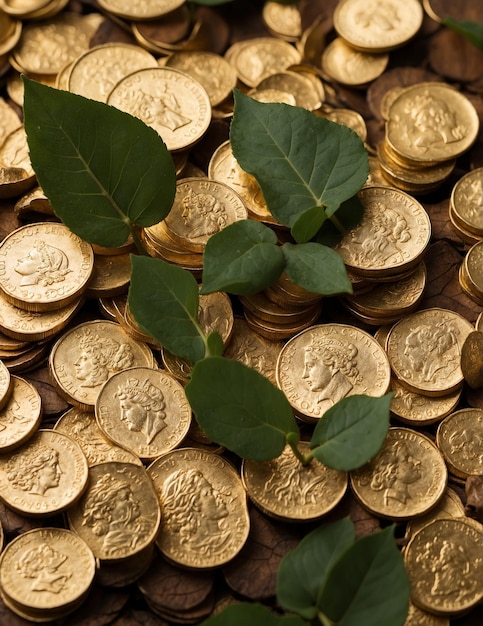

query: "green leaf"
left=206, top=331, right=224, bottom=357
left=313, top=194, right=364, bottom=247
left=282, top=242, right=352, bottom=295
left=443, top=17, right=483, bottom=49
left=290, top=206, right=327, bottom=243
left=128, top=256, right=206, bottom=364
left=22, top=76, right=176, bottom=248
left=200, top=603, right=308, bottom=626
left=277, top=518, right=355, bottom=620
left=201, top=220, right=285, bottom=295
left=185, top=356, right=299, bottom=460
left=310, top=394, right=392, bottom=471
left=230, top=90, right=369, bottom=229
left=317, top=526, right=410, bottom=626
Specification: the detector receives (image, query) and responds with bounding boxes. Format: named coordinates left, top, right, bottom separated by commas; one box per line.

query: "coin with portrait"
left=436, top=408, right=483, bottom=479
left=0, top=375, right=41, bottom=452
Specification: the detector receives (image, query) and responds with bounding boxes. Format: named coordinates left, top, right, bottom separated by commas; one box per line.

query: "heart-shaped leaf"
left=200, top=602, right=308, bottom=626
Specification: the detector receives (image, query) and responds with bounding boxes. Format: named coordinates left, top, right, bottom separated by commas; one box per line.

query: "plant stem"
left=317, top=611, right=336, bottom=626
left=286, top=433, right=313, bottom=466
left=328, top=213, right=346, bottom=235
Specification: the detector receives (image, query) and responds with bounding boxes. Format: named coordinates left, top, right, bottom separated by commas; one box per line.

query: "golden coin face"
left=163, top=178, right=248, bottom=251
left=147, top=447, right=250, bottom=568
left=386, top=308, right=475, bottom=396
left=321, top=38, right=389, bottom=86
left=0, top=376, right=41, bottom=452
left=389, top=377, right=461, bottom=426
left=96, top=366, right=192, bottom=461
left=107, top=67, right=211, bottom=152
left=0, top=429, right=89, bottom=516
left=386, top=84, right=480, bottom=163
left=49, top=320, right=155, bottom=410
left=0, top=528, right=95, bottom=614
left=404, top=518, right=483, bottom=615
left=436, top=408, right=483, bottom=479
left=334, top=186, right=431, bottom=278
left=276, top=323, right=391, bottom=421
left=334, top=0, right=423, bottom=52
left=198, top=290, right=234, bottom=347
left=67, top=462, right=161, bottom=561
left=97, top=0, right=184, bottom=20
left=0, top=222, right=94, bottom=312
left=242, top=442, right=347, bottom=521
left=350, top=427, right=447, bottom=520
left=450, top=168, right=483, bottom=236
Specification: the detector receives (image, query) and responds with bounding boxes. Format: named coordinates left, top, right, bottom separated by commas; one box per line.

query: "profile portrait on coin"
left=303, top=336, right=360, bottom=408
left=14, top=240, right=71, bottom=287
left=116, top=377, right=167, bottom=445
left=403, top=320, right=460, bottom=383
left=82, top=472, right=152, bottom=557
left=16, top=542, right=71, bottom=593
left=370, top=439, right=422, bottom=506
left=6, top=444, right=62, bottom=496
left=0, top=398, right=28, bottom=431
left=137, top=87, right=191, bottom=132
left=405, top=92, right=466, bottom=151
left=181, top=188, right=227, bottom=239
left=161, top=468, right=231, bottom=555
left=74, top=328, right=134, bottom=388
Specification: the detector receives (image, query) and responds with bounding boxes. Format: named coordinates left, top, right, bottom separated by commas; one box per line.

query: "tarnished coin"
left=276, top=323, right=391, bottom=421
left=107, top=67, right=211, bottom=152
left=54, top=407, right=143, bottom=467
left=147, top=447, right=250, bottom=568
left=321, top=37, right=389, bottom=87
left=0, top=429, right=89, bottom=517
left=389, top=377, right=461, bottom=426
left=96, top=366, right=192, bottom=461
left=386, top=83, right=480, bottom=164
left=386, top=308, right=475, bottom=396
left=49, top=319, right=155, bottom=411
left=404, top=518, right=483, bottom=616
left=67, top=462, right=161, bottom=561
left=436, top=408, right=483, bottom=479
left=350, top=427, right=447, bottom=520
left=242, top=442, right=347, bottom=522
left=162, top=177, right=248, bottom=252
left=67, top=42, right=158, bottom=103
left=0, top=222, right=94, bottom=313
left=0, top=375, right=41, bottom=452
left=450, top=167, right=483, bottom=237
left=0, top=527, right=95, bottom=621
left=334, top=0, right=423, bottom=53
left=334, top=186, right=431, bottom=279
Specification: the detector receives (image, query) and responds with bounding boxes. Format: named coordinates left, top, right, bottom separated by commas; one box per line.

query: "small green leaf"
left=128, top=256, right=206, bottom=364
left=230, top=90, right=369, bottom=229
left=317, top=526, right=410, bottom=626
left=185, top=356, right=299, bottom=460
left=290, top=206, right=328, bottom=243
left=201, top=220, right=285, bottom=295
left=200, top=603, right=308, bottom=626
left=206, top=331, right=224, bottom=357
left=277, top=518, right=355, bottom=620
left=443, top=17, right=483, bottom=49
left=282, top=242, right=352, bottom=295
left=314, top=194, right=365, bottom=247
left=310, top=394, right=392, bottom=471
left=22, top=76, right=176, bottom=248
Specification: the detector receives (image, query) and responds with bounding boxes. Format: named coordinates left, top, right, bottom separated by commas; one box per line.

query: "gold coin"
left=386, top=307, right=475, bottom=396
left=147, top=447, right=250, bottom=569
left=0, top=428, right=89, bottom=517
left=97, top=0, right=184, bottom=20
left=386, top=83, right=480, bottom=164
left=0, top=13, right=21, bottom=59
left=247, top=87, right=297, bottom=106
left=461, top=330, right=483, bottom=389
left=242, top=442, right=347, bottom=522
left=334, top=0, right=423, bottom=53
left=54, top=406, right=143, bottom=467
left=96, top=366, right=191, bottom=461
left=0, top=0, right=51, bottom=16
left=107, top=67, right=211, bottom=153
left=436, top=408, right=483, bottom=479
left=321, top=37, right=389, bottom=87
left=0, top=358, right=11, bottom=411
left=450, top=167, right=483, bottom=236
left=317, top=107, right=367, bottom=143
left=405, top=486, right=466, bottom=540
left=334, top=186, right=431, bottom=279
left=67, top=42, right=158, bottom=103
left=0, top=125, right=35, bottom=176
left=198, top=289, right=234, bottom=348
left=262, top=1, right=302, bottom=42
left=160, top=349, right=192, bottom=383
left=0, top=97, right=22, bottom=148
left=404, top=518, right=483, bottom=616
left=350, top=427, right=447, bottom=520
left=404, top=601, right=450, bottom=625
left=463, top=240, right=483, bottom=300
left=49, top=319, right=155, bottom=411
left=255, top=71, right=323, bottom=110
left=389, top=377, right=461, bottom=426
left=0, top=375, right=41, bottom=452
left=163, top=177, right=248, bottom=252
left=67, top=461, right=161, bottom=561
left=0, top=222, right=94, bottom=313
left=84, top=252, right=131, bottom=299
left=276, top=323, right=391, bottom=421
left=0, top=527, right=95, bottom=620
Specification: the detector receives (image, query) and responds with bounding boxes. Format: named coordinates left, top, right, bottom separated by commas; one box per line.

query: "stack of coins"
left=0, top=0, right=70, bottom=21
left=449, top=167, right=483, bottom=244
left=459, top=241, right=483, bottom=305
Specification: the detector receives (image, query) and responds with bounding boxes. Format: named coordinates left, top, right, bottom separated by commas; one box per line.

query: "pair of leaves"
left=202, top=519, right=409, bottom=626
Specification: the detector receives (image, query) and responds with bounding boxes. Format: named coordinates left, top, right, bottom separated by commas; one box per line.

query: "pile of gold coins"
left=0, top=0, right=482, bottom=623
